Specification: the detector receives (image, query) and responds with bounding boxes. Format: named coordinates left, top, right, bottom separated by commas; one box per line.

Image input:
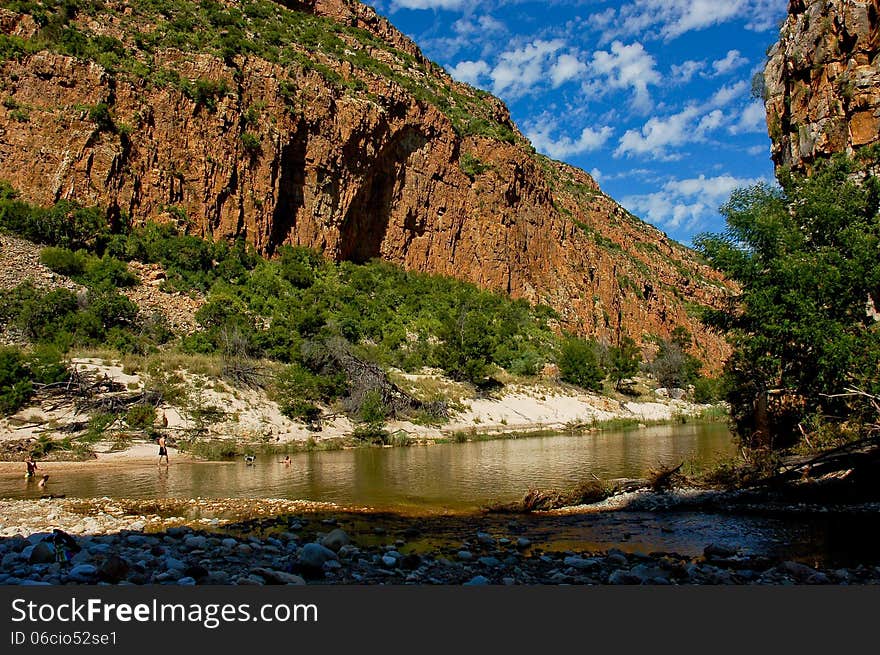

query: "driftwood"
left=309, top=338, right=448, bottom=420
left=648, top=462, right=684, bottom=492
left=763, top=435, right=880, bottom=486
left=30, top=368, right=162, bottom=417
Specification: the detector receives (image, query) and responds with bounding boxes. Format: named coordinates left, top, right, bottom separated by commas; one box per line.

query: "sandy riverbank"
left=1, top=357, right=724, bottom=462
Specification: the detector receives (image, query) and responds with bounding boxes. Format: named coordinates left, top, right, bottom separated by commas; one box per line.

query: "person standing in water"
left=25, top=457, right=38, bottom=479
left=158, top=435, right=169, bottom=466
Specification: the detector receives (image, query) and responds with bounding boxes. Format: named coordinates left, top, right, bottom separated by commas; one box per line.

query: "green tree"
left=609, top=336, right=641, bottom=390
left=558, top=336, right=604, bottom=391
left=695, top=152, right=880, bottom=449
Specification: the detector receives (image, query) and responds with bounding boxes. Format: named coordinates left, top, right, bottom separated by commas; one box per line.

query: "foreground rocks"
left=1, top=508, right=879, bottom=586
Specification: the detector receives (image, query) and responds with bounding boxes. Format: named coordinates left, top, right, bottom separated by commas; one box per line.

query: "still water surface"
left=1, top=424, right=735, bottom=511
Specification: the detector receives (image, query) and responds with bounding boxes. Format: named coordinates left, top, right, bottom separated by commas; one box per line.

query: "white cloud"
left=589, top=41, right=660, bottom=112
left=709, top=80, right=749, bottom=107
left=489, top=39, right=565, bottom=97
left=447, top=60, right=490, bottom=85
left=527, top=122, right=614, bottom=159
left=452, top=14, right=506, bottom=36
left=697, top=109, right=725, bottom=133
left=615, top=78, right=755, bottom=158
left=711, top=49, right=749, bottom=76
left=615, top=105, right=705, bottom=159
left=390, top=0, right=470, bottom=10
left=670, top=59, right=705, bottom=84
left=729, top=101, right=766, bottom=134
left=590, top=0, right=787, bottom=42
left=623, top=173, right=768, bottom=230
left=551, top=53, right=587, bottom=88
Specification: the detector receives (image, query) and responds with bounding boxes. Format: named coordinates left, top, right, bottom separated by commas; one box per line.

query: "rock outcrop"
left=765, top=0, right=880, bottom=172
left=0, top=0, right=732, bottom=365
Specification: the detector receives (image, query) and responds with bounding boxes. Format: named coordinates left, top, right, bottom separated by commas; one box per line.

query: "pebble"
left=68, top=564, right=98, bottom=581
left=463, top=575, right=490, bottom=586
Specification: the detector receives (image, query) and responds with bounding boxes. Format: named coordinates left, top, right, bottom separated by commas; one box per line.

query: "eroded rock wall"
left=765, top=0, right=880, bottom=171
left=0, top=1, right=732, bottom=366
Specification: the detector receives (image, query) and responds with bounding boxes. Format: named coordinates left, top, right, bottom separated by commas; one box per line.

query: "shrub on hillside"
left=558, top=336, right=604, bottom=391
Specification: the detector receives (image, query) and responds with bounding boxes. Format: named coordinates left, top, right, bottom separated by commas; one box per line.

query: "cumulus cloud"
left=527, top=121, right=614, bottom=159
left=615, top=79, right=751, bottom=159
left=489, top=39, right=565, bottom=97
left=623, top=173, right=768, bottom=230
left=589, top=41, right=660, bottom=112
left=728, top=101, right=767, bottom=134
left=590, top=0, right=787, bottom=42
left=711, top=49, right=749, bottom=76
left=670, top=59, right=706, bottom=84
left=390, top=0, right=470, bottom=10
left=551, top=53, right=588, bottom=88
left=615, top=106, right=705, bottom=159
left=447, top=60, right=491, bottom=85
left=709, top=80, right=749, bottom=107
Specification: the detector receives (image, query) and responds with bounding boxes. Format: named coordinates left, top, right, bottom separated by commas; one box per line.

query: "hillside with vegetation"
left=0, top=0, right=733, bottom=368
left=0, top=181, right=724, bottom=457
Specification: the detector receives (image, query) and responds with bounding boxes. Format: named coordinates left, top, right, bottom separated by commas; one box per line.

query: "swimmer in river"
left=38, top=474, right=49, bottom=489
left=157, top=434, right=169, bottom=466
left=280, top=455, right=291, bottom=466
left=25, top=457, right=38, bottom=479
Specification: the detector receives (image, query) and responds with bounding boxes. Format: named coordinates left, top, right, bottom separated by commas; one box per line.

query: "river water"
left=3, top=423, right=880, bottom=566
left=0, top=423, right=735, bottom=511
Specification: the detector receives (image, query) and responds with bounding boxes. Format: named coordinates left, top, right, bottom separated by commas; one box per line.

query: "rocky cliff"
left=0, top=0, right=731, bottom=365
left=765, top=0, right=880, bottom=172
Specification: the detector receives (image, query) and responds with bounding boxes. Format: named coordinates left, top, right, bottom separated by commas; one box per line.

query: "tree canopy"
left=695, top=151, right=880, bottom=449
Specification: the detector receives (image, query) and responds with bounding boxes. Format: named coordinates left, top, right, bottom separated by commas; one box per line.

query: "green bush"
left=0, top=190, right=109, bottom=250
left=0, top=348, right=33, bottom=414
left=88, top=102, right=115, bottom=133
left=359, top=389, right=387, bottom=423
left=83, top=255, right=138, bottom=288
left=352, top=422, right=389, bottom=445
left=558, top=336, right=604, bottom=391
left=240, top=132, right=261, bottom=156
left=40, top=247, right=87, bottom=276
left=693, top=377, right=723, bottom=404
left=125, top=404, right=157, bottom=429
left=0, top=346, right=68, bottom=415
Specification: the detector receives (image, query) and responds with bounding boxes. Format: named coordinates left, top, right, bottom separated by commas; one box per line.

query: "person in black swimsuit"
left=158, top=435, right=169, bottom=466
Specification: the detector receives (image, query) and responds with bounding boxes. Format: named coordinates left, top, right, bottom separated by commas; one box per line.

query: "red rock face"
left=0, top=1, right=733, bottom=368
left=765, top=0, right=880, bottom=172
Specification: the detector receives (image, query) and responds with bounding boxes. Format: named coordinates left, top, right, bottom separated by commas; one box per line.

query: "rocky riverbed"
left=1, top=498, right=880, bottom=585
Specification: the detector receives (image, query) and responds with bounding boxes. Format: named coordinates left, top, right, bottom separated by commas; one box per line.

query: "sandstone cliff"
left=0, top=0, right=731, bottom=365
left=765, top=0, right=880, bottom=172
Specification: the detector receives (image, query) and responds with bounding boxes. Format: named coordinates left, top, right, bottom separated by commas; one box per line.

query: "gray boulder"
left=298, top=543, right=338, bottom=571
left=320, top=529, right=350, bottom=552
left=28, top=542, right=55, bottom=565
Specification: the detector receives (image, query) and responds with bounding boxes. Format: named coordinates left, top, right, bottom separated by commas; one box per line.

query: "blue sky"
left=368, top=0, right=788, bottom=245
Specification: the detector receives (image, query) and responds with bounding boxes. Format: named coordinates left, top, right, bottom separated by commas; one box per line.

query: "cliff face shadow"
left=268, top=127, right=308, bottom=254
left=338, top=128, right=428, bottom=264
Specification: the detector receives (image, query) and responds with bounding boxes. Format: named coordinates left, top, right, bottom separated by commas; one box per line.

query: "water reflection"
left=0, top=424, right=735, bottom=511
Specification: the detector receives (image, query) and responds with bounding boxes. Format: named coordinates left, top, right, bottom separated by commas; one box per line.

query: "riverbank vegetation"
left=694, top=147, right=880, bottom=497
left=0, top=181, right=725, bottom=457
